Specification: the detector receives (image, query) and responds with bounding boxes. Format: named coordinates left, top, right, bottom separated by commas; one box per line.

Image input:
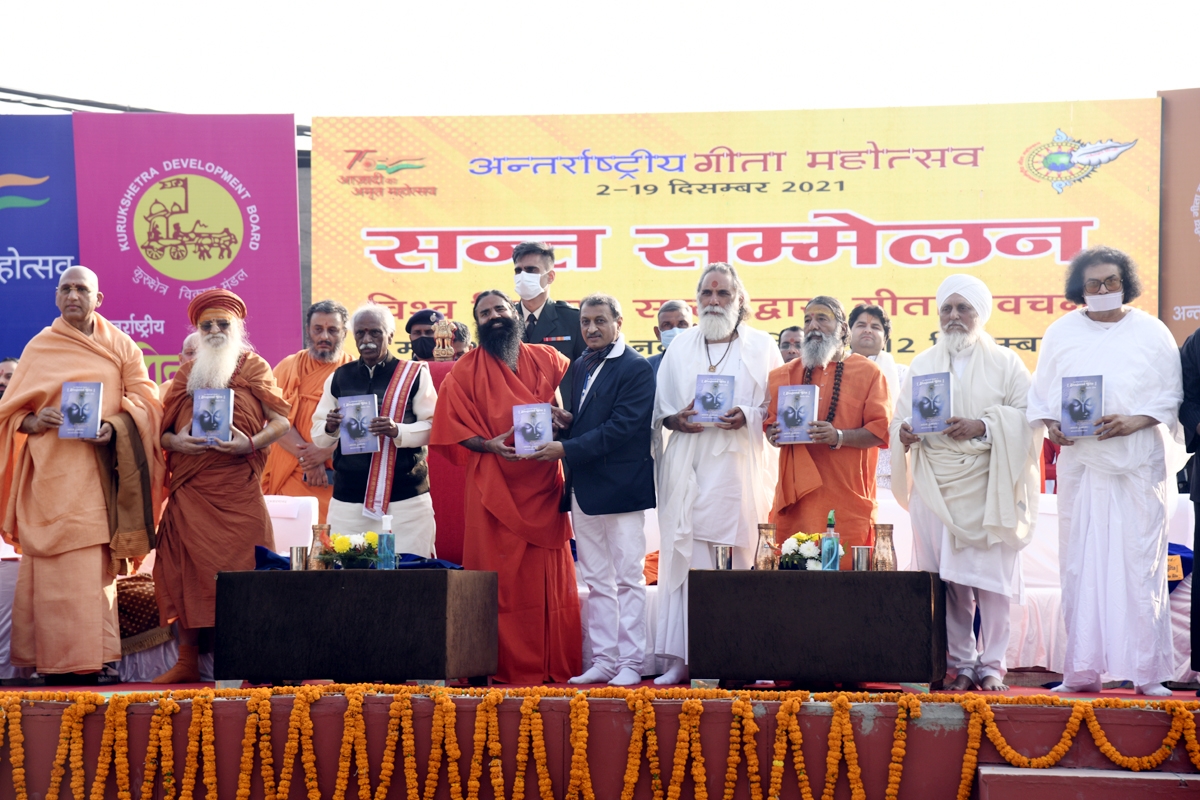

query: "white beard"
left=800, top=332, right=841, bottom=369
left=940, top=328, right=979, bottom=354
left=698, top=304, right=738, bottom=341
left=188, top=322, right=247, bottom=391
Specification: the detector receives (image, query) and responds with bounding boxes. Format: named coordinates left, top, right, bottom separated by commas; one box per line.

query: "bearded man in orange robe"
left=766, top=296, right=892, bottom=567
left=430, top=290, right=582, bottom=684
left=0, top=266, right=164, bottom=678
left=261, top=300, right=352, bottom=522
left=153, top=289, right=291, bottom=683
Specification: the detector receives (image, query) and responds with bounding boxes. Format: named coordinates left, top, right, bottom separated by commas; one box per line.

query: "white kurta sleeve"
left=394, top=369, right=436, bottom=449
left=310, top=373, right=338, bottom=448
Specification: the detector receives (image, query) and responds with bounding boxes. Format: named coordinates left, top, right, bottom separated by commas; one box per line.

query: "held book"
left=338, top=394, right=381, bottom=455
left=776, top=385, right=819, bottom=444
left=191, top=388, right=234, bottom=445
left=911, top=372, right=951, bottom=435
left=694, top=374, right=735, bottom=426
left=58, top=382, right=103, bottom=439
left=1061, top=375, right=1103, bottom=438
left=513, top=403, right=553, bottom=456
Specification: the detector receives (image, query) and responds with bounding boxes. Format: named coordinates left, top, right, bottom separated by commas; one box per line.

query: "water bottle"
left=820, top=509, right=840, bottom=571
left=377, top=514, right=396, bottom=570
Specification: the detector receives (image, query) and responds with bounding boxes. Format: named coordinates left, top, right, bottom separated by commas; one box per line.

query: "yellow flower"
left=364, top=531, right=379, bottom=547
left=333, top=536, right=351, bottom=554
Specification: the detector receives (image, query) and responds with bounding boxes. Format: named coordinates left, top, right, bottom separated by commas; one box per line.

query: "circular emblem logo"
left=134, top=174, right=243, bottom=281
left=1022, top=140, right=1093, bottom=187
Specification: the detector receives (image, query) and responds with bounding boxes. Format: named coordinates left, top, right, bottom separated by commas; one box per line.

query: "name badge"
left=1167, top=554, right=1184, bottom=581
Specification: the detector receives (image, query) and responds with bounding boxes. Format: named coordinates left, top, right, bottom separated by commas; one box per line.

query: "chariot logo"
left=133, top=175, right=244, bottom=281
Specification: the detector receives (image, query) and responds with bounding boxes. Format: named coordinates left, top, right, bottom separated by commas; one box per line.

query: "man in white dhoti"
left=1028, top=247, right=1185, bottom=697
left=653, top=262, right=782, bottom=685
left=892, top=276, right=1042, bottom=691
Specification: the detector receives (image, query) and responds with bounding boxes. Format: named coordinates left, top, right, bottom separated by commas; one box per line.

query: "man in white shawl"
left=652, top=262, right=782, bottom=685
left=892, top=275, right=1042, bottom=691
left=1027, top=246, right=1185, bottom=696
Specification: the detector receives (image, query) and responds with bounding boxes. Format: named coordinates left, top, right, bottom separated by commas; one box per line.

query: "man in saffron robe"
left=153, top=289, right=290, bottom=683
left=0, top=266, right=164, bottom=677
left=430, top=289, right=582, bottom=684
left=261, top=300, right=353, bottom=523
left=766, top=297, right=892, bottom=568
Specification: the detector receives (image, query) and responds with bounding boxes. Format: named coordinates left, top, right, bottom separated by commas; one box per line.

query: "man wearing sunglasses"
left=153, top=289, right=291, bottom=683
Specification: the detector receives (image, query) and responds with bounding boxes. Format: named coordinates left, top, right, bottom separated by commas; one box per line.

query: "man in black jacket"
left=512, top=241, right=586, bottom=408
left=532, top=293, right=655, bottom=686
left=311, top=303, right=437, bottom=556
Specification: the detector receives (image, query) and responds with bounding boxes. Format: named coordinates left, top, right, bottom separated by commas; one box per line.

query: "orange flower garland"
left=565, top=691, right=596, bottom=800
left=4, top=685, right=1200, bottom=800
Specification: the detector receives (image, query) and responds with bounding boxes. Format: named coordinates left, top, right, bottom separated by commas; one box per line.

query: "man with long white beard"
left=892, top=276, right=1042, bottom=692
left=153, top=289, right=290, bottom=683
left=765, top=297, right=892, bottom=568
left=652, top=262, right=782, bottom=685
left=1028, top=246, right=1185, bottom=696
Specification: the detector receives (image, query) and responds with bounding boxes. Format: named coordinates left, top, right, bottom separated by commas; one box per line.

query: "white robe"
left=892, top=336, right=1041, bottom=599
left=652, top=323, right=781, bottom=661
left=1026, top=308, right=1186, bottom=685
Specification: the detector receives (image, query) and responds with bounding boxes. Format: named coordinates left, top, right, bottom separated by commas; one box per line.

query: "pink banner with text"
left=73, top=113, right=301, bottom=380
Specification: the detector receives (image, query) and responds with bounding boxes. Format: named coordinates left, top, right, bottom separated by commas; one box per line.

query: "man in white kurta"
left=1027, top=248, right=1185, bottom=696
left=653, top=263, right=782, bottom=685
left=892, top=276, right=1042, bottom=691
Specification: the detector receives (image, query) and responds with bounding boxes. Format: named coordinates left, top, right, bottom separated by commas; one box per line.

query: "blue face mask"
left=659, top=327, right=682, bottom=350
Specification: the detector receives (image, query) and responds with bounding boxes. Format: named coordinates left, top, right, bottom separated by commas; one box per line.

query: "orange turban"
left=187, top=289, right=247, bottom=326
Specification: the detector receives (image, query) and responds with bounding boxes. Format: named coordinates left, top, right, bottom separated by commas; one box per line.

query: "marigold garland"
left=5, top=685, right=1200, bottom=800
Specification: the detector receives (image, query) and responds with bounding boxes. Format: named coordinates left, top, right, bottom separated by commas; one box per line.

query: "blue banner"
left=0, top=115, right=80, bottom=358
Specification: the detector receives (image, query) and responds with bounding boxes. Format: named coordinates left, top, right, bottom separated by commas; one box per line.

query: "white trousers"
left=327, top=494, right=437, bottom=558
left=945, top=581, right=1010, bottom=682
left=655, top=540, right=753, bottom=664
left=571, top=496, right=647, bottom=676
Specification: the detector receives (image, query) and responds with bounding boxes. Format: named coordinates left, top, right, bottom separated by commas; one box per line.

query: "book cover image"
left=191, top=388, right=234, bottom=445
left=776, top=385, right=819, bottom=444
left=513, top=403, right=553, bottom=456
left=911, top=372, right=952, bottom=435
left=338, top=394, right=381, bottom=455
left=694, top=375, right=735, bottom=425
left=1061, top=376, right=1103, bottom=438
left=59, top=382, right=103, bottom=439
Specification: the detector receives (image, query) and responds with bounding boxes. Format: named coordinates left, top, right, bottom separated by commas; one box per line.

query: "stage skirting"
left=1, top=687, right=1198, bottom=800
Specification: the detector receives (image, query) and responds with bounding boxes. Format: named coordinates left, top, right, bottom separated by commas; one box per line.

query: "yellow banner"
left=312, top=100, right=1160, bottom=367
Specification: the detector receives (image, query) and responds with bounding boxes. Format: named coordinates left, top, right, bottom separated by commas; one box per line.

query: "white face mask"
left=514, top=271, right=545, bottom=302
left=1084, top=292, right=1123, bottom=312
left=659, top=327, right=682, bottom=350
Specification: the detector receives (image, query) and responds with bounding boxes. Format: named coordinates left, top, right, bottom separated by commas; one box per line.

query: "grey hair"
left=580, top=293, right=622, bottom=319
left=451, top=320, right=472, bottom=344
left=306, top=299, right=349, bottom=330
left=351, top=303, right=396, bottom=337
left=657, top=299, right=693, bottom=324
left=696, top=262, right=750, bottom=323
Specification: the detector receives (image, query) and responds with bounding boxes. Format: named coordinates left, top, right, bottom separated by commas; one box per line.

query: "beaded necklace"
left=803, top=359, right=845, bottom=423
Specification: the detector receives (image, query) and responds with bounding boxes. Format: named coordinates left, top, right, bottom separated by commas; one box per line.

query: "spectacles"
left=1084, top=276, right=1122, bottom=294
left=199, top=319, right=231, bottom=332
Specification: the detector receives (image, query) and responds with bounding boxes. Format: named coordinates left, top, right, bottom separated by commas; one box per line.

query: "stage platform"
left=0, top=682, right=1198, bottom=799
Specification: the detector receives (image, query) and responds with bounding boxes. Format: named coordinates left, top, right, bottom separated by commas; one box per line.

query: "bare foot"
left=945, top=674, right=975, bottom=692
left=978, top=675, right=1008, bottom=691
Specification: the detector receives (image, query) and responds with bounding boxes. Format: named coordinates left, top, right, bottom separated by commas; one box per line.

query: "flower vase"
left=336, top=556, right=376, bottom=570
left=754, top=524, right=779, bottom=570
left=872, top=524, right=897, bottom=571
left=308, top=525, right=332, bottom=571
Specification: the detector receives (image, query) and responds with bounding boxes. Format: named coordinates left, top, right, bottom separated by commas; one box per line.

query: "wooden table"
left=214, top=569, right=498, bottom=684
left=688, top=570, right=947, bottom=683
